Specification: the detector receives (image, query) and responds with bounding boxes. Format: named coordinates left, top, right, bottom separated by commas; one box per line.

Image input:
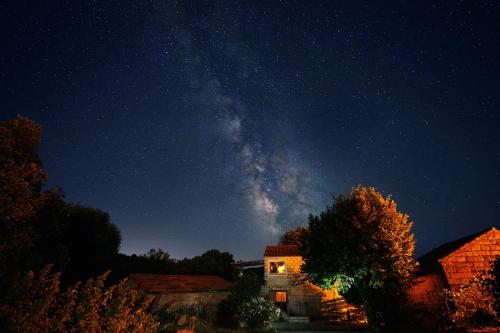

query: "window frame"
left=269, top=261, right=286, bottom=275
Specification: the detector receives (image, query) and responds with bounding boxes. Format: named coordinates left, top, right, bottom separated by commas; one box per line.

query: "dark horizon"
left=2, top=1, right=499, bottom=260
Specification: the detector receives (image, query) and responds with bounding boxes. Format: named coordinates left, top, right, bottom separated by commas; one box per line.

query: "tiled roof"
left=264, top=244, right=301, bottom=257
left=417, top=227, right=497, bottom=274
left=128, top=274, right=233, bottom=293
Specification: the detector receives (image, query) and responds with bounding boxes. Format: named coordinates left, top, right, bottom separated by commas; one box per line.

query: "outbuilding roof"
left=264, top=244, right=301, bottom=257
left=417, top=227, right=497, bottom=274
left=128, top=274, right=233, bottom=293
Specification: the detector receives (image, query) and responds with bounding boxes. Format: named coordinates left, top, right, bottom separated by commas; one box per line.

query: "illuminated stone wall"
left=264, top=255, right=355, bottom=317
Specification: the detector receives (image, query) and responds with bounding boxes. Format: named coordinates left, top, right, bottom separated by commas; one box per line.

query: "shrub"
left=440, top=273, right=496, bottom=332
left=157, top=297, right=210, bottom=333
left=216, top=271, right=278, bottom=328
left=235, top=297, right=280, bottom=329
left=484, top=256, right=500, bottom=318
left=0, top=265, right=159, bottom=333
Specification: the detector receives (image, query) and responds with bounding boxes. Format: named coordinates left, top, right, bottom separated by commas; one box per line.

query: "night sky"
left=2, top=1, right=499, bottom=260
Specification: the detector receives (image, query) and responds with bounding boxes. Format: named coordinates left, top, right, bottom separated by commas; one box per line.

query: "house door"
left=274, top=291, right=287, bottom=313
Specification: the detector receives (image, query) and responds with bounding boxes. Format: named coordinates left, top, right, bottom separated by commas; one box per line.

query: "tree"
left=176, top=249, right=235, bottom=281
left=301, top=186, right=417, bottom=327
left=0, top=116, right=54, bottom=293
left=27, top=197, right=122, bottom=285
left=279, top=225, right=308, bottom=247
left=59, top=204, right=121, bottom=284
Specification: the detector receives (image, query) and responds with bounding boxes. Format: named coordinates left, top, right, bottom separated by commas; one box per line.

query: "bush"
left=440, top=274, right=497, bottom=332
left=157, top=297, right=210, bottom=333
left=0, top=265, right=159, bottom=333
left=484, top=256, right=500, bottom=318
left=217, top=272, right=278, bottom=329
left=235, top=297, right=280, bottom=329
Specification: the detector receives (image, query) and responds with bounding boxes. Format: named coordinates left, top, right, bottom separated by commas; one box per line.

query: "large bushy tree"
left=301, top=186, right=417, bottom=327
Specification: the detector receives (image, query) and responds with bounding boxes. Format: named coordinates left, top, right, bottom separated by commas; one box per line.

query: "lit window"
left=275, top=291, right=287, bottom=302
left=270, top=261, right=286, bottom=274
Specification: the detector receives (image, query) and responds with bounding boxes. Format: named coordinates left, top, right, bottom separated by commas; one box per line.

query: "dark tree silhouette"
left=279, top=225, right=308, bottom=247
left=175, top=249, right=235, bottom=281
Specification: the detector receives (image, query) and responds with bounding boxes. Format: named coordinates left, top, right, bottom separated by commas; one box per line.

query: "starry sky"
left=2, top=1, right=499, bottom=260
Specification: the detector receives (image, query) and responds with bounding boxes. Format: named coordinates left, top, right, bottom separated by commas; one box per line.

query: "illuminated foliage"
left=235, top=297, right=279, bottom=329
left=0, top=116, right=55, bottom=290
left=301, top=186, right=417, bottom=326
left=484, top=256, right=500, bottom=319
left=440, top=273, right=497, bottom=331
left=0, top=116, right=47, bottom=224
left=0, top=265, right=159, bottom=333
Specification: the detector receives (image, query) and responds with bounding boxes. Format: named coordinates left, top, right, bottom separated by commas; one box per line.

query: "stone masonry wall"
left=153, top=291, right=230, bottom=321
left=264, top=255, right=353, bottom=317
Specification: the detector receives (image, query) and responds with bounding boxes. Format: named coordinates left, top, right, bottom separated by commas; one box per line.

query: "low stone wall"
left=152, top=291, right=230, bottom=321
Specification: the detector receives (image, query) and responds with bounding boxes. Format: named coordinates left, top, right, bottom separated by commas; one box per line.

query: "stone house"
left=406, top=227, right=499, bottom=310
left=263, top=244, right=356, bottom=319
left=128, top=273, right=233, bottom=320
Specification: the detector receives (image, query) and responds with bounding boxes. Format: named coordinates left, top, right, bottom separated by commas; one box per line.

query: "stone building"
left=263, top=244, right=356, bottom=318
left=406, top=227, right=499, bottom=310
left=128, top=273, right=233, bottom=320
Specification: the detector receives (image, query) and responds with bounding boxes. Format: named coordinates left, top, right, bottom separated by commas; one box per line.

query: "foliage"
left=235, top=297, right=279, bottom=329
left=278, top=225, right=308, bottom=247
left=217, top=271, right=273, bottom=328
left=0, top=265, right=159, bottom=333
left=484, top=256, right=500, bottom=318
left=56, top=203, right=121, bottom=284
left=0, top=116, right=47, bottom=224
left=156, top=296, right=213, bottom=333
left=0, top=117, right=158, bottom=332
left=0, top=116, right=52, bottom=287
left=113, top=248, right=235, bottom=282
left=175, top=249, right=235, bottom=281
left=440, top=273, right=497, bottom=332
left=33, top=199, right=122, bottom=285
left=301, top=186, right=417, bottom=327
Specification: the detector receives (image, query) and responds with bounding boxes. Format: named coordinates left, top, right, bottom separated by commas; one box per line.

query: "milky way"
left=2, top=1, right=499, bottom=259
